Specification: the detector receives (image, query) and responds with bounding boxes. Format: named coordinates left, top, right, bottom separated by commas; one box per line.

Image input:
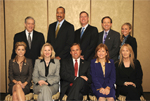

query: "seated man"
left=60, top=43, right=91, bottom=100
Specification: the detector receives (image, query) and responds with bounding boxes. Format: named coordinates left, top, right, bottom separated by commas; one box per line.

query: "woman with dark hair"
left=120, top=23, right=137, bottom=59
left=32, top=43, right=60, bottom=101
left=8, top=42, right=33, bottom=101
left=115, top=44, right=143, bottom=100
left=90, top=43, right=116, bottom=101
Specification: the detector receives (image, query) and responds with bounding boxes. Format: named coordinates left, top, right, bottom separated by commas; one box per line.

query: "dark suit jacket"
left=8, top=58, right=33, bottom=94
left=74, top=25, right=98, bottom=61
left=11, top=30, right=45, bottom=66
left=98, top=29, right=120, bottom=62
left=125, top=35, right=137, bottom=59
left=60, top=58, right=92, bottom=99
left=90, top=59, right=116, bottom=91
left=47, top=20, right=74, bottom=59
left=115, top=60, right=143, bottom=97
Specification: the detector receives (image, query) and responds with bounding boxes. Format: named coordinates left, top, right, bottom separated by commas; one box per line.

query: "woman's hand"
left=104, top=87, right=110, bottom=95
left=22, top=82, right=28, bottom=88
left=99, top=87, right=105, bottom=94
left=38, top=80, right=46, bottom=86
left=124, top=82, right=136, bottom=87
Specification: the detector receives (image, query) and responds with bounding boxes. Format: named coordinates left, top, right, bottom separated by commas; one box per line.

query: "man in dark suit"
left=74, top=11, right=98, bottom=61
left=60, top=43, right=91, bottom=100
left=97, top=16, right=120, bottom=62
left=47, top=6, right=74, bottom=60
left=11, top=16, right=45, bottom=66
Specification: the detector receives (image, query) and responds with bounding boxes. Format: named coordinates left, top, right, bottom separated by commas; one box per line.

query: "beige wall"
left=0, top=0, right=6, bottom=93
left=1, top=0, right=150, bottom=93
left=134, top=0, right=150, bottom=92
left=91, top=0, right=133, bottom=33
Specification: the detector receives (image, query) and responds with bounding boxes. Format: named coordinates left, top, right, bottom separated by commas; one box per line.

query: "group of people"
left=8, top=6, right=143, bottom=101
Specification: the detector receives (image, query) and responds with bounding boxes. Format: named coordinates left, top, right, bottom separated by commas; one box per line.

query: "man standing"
left=11, top=16, right=45, bottom=66
left=98, top=16, right=120, bottom=62
left=74, top=11, right=98, bottom=61
left=47, top=6, right=74, bottom=60
left=60, top=43, right=91, bottom=100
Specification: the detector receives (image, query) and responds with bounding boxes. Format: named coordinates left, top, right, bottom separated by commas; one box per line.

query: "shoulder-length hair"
left=13, top=41, right=27, bottom=62
left=39, top=43, right=55, bottom=59
left=94, top=43, right=110, bottom=63
left=119, top=44, right=135, bottom=69
left=120, top=23, right=132, bottom=42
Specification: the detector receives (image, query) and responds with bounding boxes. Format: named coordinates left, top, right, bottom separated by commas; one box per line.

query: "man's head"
left=80, top=11, right=89, bottom=27
left=25, top=16, right=35, bottom=33
left=56, top=6, right=65, bottom=22
left=101, top=16, right=112, bottom=31
left=70, top=43, right=82, bottom=59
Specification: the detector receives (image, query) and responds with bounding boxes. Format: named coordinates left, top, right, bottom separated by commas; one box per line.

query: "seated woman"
left=90, top=43, right=116, bottom=101
left=120, top=23, right=137, bottom=59
left=32, top=43, right=60, bottom=101
left=8, top=42, right=33, bottom=101
left=115, top=44, right=143, bottom=100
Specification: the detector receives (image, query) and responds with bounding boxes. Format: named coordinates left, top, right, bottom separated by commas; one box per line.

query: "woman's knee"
left=15, top=83, right=22, bottom=90
left=98, top=97, right=105, bottom=101
left=106, top=97, right=114, bottom=101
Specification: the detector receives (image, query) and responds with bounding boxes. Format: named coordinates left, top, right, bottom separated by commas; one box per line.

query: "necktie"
left=55, top=23, right=60, bottom=38
left=80, top=27, right=85, bottom=38
left=103, top=32, right=108, bottom=44
left=28, top=33, right=31, bottom=49
left=70, top=60, right=78, bottom=86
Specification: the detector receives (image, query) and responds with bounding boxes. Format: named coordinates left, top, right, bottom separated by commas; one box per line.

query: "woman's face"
left=121, top=25, right=131, bottom=37
left=97, top=48, right=107, bottom=59
left=121, top=46, right=130, bottom=58
left=43, top=46, right=52, bottom=58
left=16, top=46, right=26, bottom=57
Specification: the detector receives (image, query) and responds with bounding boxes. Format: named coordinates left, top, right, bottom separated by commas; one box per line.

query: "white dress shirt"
left=25, top=30, right=33, bottom=41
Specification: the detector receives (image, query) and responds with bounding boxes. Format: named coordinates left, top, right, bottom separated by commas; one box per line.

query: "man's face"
left=25, top=19, right=35, bottom=33
left=80, top=13, right=89, bottom=27
left=102, top=18, right=112, bottom=31
left=70, top=45, right=82, bottom=59
left=56, top=8, right=65, bottom=22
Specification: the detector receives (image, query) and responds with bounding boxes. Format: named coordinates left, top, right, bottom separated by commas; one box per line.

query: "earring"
left=129, top=54, right=131, bottom=57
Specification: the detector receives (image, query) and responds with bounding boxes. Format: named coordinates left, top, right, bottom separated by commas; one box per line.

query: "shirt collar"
left=57, top=19, right=65, bottom=25
left=95, top=58, right=111, bottom=63
left=40, top=59, right=55, bottom=64
left=104, top=30, right=110, bottom=34
left=124, top=35, right=129, bottom=39
left=82, top=24, right=88, bottom=29
left=72, top=57, right=80, bottom=62
left=26, top=29, right=33, bottom=35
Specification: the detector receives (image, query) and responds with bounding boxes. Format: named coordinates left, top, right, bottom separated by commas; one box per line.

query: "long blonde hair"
left=39, top=43, right=55, bottom=59
left=119, top=44, right=135, bottom=69
left=120, top=23, right=132, bottom=42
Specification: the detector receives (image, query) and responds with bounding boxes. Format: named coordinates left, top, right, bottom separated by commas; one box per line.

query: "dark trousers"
left=120, top=85, right=140, bottom=100
left=66, top=77, right=89, bottom=100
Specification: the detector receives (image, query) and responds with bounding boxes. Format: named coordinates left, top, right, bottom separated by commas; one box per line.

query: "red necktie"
left=70, top=60, right=78, bottom=86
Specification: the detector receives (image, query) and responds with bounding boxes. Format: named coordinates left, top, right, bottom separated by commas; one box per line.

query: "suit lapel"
left=70, top=58, right=75, bottom=76
left=80, top=25, right=90, bottom=42
left=79, top=59, right=84, bottom=76
left=105, top=29, right=112, bottom=44
left=56, top=20, right=66, bottom=39
left=95, top=62, right=104, bottom=78
left=22, top=31, right=29, bottom=48
left=40, top=61, right=45, bottom=76
left=31, top=30, right=37, bottom=50
left=99, top=31, right=104, bottom=43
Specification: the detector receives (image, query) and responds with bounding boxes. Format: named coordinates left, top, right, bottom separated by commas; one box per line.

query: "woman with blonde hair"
left=91, top=43, right=116, bottom=101
left=8, top=42, right=33, bottom=101
left=120, top=23, right=137, bottom=58
left=32, top=43, right=60, bottom=101
left=115, top=44, right=143, bottom=100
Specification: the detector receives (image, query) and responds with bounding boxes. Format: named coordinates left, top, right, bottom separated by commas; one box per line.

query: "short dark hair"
left=101, top=16, right=112, bottom=23
left=57, top=6, right=65, bottom=13
left=70, top=43, right=81, bottom=51
left=25, top=16, right=35, bottom=24
left=80, top=11, right=89, bottom=17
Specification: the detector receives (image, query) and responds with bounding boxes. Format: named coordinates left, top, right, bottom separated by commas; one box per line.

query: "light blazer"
left=47, top=20, right=74, bottom=59
left=125, top=35, right=137, bottom=59
left=98, top=29, right=120, bottom=62
left=90, top=59, right=116, bottom=91
left=74, top=24, right=98, bottom=61
left=11, top=30, right=45, bottom=66
left=60, top=58, right=92, bottom=99
left=32, top=59, right=60, bottom=86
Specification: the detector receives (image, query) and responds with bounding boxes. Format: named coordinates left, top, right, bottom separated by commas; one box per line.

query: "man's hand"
left=38, top=80, right=46, bottom=86
left=80, top=76, right=88, bottom=81
left=80, top=55, right=84, bottom=60
left=55, top=56, right=61, bottom=60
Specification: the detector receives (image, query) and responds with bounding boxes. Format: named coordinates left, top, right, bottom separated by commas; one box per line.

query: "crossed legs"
left=12, top=84, right=25, bottom=101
